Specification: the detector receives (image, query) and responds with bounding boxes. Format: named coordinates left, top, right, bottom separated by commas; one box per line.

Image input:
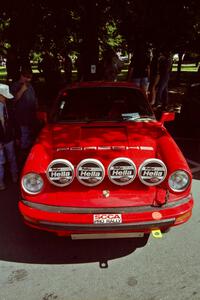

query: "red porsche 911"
left=19, top=82, right=193, bottom=239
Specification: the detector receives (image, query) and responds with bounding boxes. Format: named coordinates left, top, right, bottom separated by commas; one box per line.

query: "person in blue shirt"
left=10, top=69, right=38, bottom=151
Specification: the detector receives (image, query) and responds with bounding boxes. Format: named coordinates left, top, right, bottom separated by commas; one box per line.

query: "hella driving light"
left=168, top=170, right=190, bottom=192
left=108, top=157, right=137, bottom=185
left=77, top=159, right=105, bottom=186
left=138, top=159, right=167, bottom=186
left=46, top=159, right=74, bottom=187
left=22, top=173, right=44, bottom=194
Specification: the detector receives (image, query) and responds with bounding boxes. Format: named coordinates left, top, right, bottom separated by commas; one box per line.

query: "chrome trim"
left=21, top=194, right=192, bottom=214
left=56, top=146, right=154, bottom=151
left=29, top=218, right=175, bottom=231
left=71, top=232, right=144, bottom=239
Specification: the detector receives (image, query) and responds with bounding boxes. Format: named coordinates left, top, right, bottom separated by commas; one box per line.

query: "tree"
left=1, top=0, right=200, bottom=81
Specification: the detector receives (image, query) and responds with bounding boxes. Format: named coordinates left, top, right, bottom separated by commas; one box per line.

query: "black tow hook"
left=99, top=260, right=108, bottom=269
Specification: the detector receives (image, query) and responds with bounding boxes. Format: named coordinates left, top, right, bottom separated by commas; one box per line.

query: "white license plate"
left=93, top=214, right=122, bottom=224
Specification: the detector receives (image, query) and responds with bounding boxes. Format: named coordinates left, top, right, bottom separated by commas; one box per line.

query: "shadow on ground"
left=0, top=184, right=149, bottom=265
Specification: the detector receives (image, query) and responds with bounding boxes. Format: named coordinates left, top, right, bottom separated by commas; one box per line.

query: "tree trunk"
left=176, top=52, right=183, bottom=83
left=81, top=0, right=99, bottom=81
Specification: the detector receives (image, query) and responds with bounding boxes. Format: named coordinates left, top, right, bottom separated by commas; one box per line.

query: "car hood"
left=22, top=121, right=189, bottom=208
left=49, top=122, right=161, bottom=162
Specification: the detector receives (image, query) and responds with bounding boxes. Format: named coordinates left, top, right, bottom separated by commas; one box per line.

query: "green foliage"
left=0, top=18, right=10, bottom=32
left=0, top=0, right=200, bottom=65
left=103, top=21, right=124, bottom=49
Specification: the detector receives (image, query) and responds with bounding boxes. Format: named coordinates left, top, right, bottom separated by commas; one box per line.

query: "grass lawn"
left=172, top=63, right=199, bottom=72
left=0, top=63, right=199, bottom=82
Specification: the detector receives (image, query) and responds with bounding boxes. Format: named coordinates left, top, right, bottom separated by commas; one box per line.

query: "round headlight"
left=168, top=170, right=190, bottom=192
left=22, top=173, right=44, bottom=194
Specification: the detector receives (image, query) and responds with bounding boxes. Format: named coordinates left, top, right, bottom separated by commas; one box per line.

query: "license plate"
left=93, top=214, right=122, bottom=224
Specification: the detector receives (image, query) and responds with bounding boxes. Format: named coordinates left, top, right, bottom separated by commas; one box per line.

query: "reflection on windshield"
left=55, top=87, right=154, bottom=123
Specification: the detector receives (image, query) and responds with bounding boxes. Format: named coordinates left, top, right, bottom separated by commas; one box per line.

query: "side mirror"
left=36, top=111, right=48, bottom=124
left=160, top=112, right=175, bottom=124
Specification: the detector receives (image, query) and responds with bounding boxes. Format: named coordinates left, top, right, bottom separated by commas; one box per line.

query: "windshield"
left=53, top=87, right=154, bottom=123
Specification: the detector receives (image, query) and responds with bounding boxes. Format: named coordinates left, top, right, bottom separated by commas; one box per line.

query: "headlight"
left=22, top=173, right=44, bottom=194
left=168, top=170, right=190, bottom=192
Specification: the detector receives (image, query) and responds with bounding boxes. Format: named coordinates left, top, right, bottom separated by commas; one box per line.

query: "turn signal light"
left=174, top=211, right=192, bottom=225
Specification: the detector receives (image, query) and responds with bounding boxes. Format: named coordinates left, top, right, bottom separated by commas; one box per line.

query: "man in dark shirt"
left=10, top=69, right=38, bottom=150
left=0, top=84, right=19, bottom=190
left=127, top=48, right=150, bottom=94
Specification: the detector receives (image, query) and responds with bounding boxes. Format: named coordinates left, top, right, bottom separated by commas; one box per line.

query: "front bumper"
left=19, top=194, right=193, bottom=236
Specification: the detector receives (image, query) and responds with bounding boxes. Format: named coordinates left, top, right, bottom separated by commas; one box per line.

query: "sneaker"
left=0, top=182, right=6, bottom=191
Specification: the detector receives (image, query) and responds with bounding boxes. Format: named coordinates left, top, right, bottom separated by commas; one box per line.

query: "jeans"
left=155, top=75, right=169, bottom=107
left=0, top=141, right=18, bottom=184
left=132, top=77, right=149, bottom=93
left=20, top=126, right=33, bottom=150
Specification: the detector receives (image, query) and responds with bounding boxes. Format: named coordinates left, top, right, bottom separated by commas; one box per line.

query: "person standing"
left=0, top=84, right=19, bottom=190
left=127, top=46, right=150, bottom=94
left=99, top=48, right=123, bottom=81
left=6, top=48, right=20, bottom=83
left=10, top=69, right=38, bottom=152
left=154, top=50, right=173, bottom=109
left=148, top=49, right=160, bottom=105
left=39, top=51, right=62, bottom=102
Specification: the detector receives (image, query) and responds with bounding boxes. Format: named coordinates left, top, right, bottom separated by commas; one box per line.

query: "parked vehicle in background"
left=173, top=53, right=185, bottom=63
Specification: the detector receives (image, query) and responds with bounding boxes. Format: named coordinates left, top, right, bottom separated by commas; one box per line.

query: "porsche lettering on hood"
left=56, top=146, right=154, bottom=151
